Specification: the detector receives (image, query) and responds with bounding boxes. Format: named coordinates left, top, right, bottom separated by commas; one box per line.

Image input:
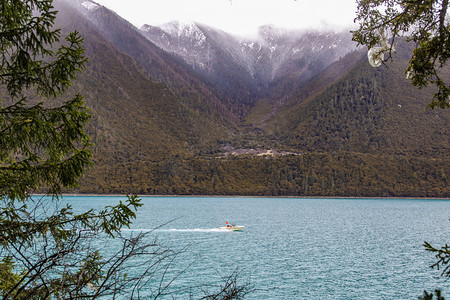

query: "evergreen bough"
left=352, top=0, right=450, bottom=109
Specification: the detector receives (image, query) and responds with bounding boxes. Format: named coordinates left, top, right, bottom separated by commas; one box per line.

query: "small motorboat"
left=220, top=222, right=245, bottom=231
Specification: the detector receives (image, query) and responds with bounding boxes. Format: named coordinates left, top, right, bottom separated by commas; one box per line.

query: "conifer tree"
left=0, top=1, right=151, bottom=297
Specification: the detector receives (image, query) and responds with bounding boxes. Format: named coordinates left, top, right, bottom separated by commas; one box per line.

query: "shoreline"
left=48, top=194, right=450, bottom=200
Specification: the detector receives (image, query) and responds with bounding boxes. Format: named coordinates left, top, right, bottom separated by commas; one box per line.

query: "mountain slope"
left=267, top=42, right=449, bottom=156
left=141, top=21, right=262, bottom=115
left=53, top=1, right=241, bottom=193
left=68, top=0, right=239, bottom=124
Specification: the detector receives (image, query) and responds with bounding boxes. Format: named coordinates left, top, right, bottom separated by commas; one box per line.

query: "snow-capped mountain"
left=141, top=22, right=356, bottom=94
left=141, top=21, right=262, bottom=108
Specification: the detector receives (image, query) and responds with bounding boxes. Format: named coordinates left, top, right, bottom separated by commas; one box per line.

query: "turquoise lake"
left=65, top=196, right=450, bottom=299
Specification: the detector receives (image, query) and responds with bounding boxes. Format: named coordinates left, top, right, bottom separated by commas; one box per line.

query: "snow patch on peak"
left=81, top=1, right=99, bottom=11
left=160, top=21, right=199, bottom=37
left=159, top=21, right=207, bottom=46
left=241, top=41, right=262, bottom=52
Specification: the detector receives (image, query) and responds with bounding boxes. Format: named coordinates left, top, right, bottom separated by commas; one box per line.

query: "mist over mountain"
left=140, top=21, right=356, bottom=112
left=54, top=0, right=448, bottom=197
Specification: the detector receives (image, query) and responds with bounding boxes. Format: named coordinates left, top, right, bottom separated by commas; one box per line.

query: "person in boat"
left=226, top=222, right=232, bottom=228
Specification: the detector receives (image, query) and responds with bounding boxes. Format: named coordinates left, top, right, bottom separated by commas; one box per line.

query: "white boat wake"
left=122, top=228, right=231, bottom=233
left=166, top=228, right=226, bottom=232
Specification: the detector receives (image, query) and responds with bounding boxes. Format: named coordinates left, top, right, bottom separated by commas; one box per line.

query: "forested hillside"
left=269, top=44, right=449, bottom=157
left=55, top=1, right=449, bottom=197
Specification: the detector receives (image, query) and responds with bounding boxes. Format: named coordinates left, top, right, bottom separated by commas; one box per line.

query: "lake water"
left=65, top=196, right=450, bottom=299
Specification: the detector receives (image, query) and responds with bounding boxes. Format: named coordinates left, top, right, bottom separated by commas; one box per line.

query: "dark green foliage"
left=419, top=290, right=445, bottom=300
left=0, top=0, right=91, bottom=200
left=0, top=1, right=85, bottom=99
left=352, top=0, right=449, bottom=108
left=0, top=95, right=92, bottom=199
left=424, top=242, right=450, bottom=278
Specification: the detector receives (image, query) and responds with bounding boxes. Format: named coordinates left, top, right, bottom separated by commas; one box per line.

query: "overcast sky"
left=93, top=0, right=358, bottom=36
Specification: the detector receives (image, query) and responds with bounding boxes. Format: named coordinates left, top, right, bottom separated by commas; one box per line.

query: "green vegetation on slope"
left=269, top=44, right=449, bottom=157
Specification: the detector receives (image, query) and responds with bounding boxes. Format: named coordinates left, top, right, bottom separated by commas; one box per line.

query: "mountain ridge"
left=140, top=20, right=357, bottom=114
